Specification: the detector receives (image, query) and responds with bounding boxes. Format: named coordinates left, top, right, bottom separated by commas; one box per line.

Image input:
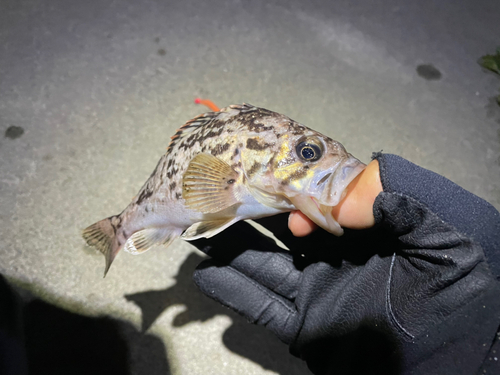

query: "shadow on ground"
left=126, top=251, right=308, bottom=374
left=0, top=275, right=170, bottom=375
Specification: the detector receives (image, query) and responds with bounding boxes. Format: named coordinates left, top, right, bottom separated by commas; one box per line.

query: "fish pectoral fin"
left=182, top=153, right=240, bottom=214
left=182, top=217, right=239, bottom=240
left=124, top=227, right=180, bottom=255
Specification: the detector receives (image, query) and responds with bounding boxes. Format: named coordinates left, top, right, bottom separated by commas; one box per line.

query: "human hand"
left=192, top=214, right=406, bottom=374
left=191, top=154, right=500, bottom=375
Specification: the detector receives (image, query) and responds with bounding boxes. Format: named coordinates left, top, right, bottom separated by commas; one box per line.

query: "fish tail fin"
left=82, top=216, right=121, bottom=278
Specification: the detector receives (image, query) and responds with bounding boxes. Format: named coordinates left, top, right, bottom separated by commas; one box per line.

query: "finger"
left=194, top=259, right=300, bottom=344
left=288, top=211, right=318, bottom=237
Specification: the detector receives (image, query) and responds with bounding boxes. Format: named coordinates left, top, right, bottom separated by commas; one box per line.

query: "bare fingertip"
left=289, top=211, right=316, bottom=237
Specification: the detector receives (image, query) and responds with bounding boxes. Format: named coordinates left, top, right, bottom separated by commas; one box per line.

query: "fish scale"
left=82, top=104, right=365, bottom=276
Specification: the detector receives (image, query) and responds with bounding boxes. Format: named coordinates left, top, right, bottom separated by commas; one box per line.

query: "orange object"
left=194, top=98, right=220, bottom=112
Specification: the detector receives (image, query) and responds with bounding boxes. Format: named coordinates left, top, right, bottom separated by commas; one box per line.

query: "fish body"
left=83, top=104, right=365, bottom=276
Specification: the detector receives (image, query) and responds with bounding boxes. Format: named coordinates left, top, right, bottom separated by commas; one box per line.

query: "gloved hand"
left=191, top=154, right=500, bottom=375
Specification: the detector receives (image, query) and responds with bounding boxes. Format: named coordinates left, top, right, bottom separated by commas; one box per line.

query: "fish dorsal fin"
left=167, top=111, right=220, bottom=152
left=182, top=217, right=240, bottom=240
left=167, top=104, right=261, bottom=152
left=124, top=227, right=180, bottom=255
left=228, top=103, right=257, bottom=112
left=182, top=153, right=240, bottom=213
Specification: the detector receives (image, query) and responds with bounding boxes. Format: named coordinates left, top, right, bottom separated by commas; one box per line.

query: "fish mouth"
left=290, top=156, right=366, bottom=236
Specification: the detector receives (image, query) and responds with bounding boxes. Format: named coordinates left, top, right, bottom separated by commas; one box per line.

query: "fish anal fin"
left=124, top=227, right=180, bottom=255
left=182, top=217, right=239, bottom=240
left=182, top=153, right=240, bottom=214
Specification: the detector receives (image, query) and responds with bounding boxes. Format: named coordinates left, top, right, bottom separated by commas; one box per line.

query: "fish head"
left=243, top=119, right=365, bottom=236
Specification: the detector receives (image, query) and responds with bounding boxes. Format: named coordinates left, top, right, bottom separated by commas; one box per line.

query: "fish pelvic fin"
left=182, top=217, right=240, bottom=240
left=82, top=216, right=122, bottom=277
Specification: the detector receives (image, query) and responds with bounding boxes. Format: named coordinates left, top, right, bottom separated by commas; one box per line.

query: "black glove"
left=191, top=154, right=500, bottom=375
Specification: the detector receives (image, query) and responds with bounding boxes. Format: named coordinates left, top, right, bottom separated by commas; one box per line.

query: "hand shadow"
left=125, top=250, right=309, bottom=374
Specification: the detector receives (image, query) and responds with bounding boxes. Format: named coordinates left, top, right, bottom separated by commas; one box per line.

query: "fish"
left=82, top=104, right=365, bottom=276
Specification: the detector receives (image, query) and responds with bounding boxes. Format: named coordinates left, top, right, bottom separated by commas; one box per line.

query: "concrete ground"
left=1, top=0, right=499, bottom=373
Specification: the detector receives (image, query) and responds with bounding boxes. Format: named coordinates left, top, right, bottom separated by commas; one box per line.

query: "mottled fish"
left=83, top=104, right=365, bottom=276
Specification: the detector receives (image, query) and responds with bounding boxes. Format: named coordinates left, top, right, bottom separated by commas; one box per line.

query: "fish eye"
left=296, top=141, right=322, bottom=162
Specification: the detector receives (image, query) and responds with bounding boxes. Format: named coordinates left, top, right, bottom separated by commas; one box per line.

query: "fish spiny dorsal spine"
left=167, top=111, right=219, bottom=152
left=166, top=104, right=259, bottom=153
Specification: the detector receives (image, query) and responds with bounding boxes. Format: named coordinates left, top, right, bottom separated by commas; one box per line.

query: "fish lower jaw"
left=311, top=197, right=343, bottom=234
left=290, top=196, right=343, bottom=236
left=310, top=197, right=333, bottom=216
